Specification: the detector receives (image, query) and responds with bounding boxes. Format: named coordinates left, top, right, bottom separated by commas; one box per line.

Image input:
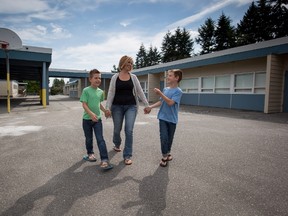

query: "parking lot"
left=1, top=95, right=288, bottom=216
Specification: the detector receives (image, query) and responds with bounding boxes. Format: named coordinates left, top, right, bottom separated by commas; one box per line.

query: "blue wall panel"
left=199, top=94, right=231, bottom=108
left=180, top=93, right=265, bottom=112
left=181, top=93, right=198, bottom=105
left=231, top=94, right=264, bottom=111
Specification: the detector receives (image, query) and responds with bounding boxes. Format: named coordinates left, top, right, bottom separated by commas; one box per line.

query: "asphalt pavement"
left=0, top=95, right=288, bottom=216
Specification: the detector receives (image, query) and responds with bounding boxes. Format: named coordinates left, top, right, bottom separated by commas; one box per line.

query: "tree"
left=111, top=65, right=119, bottom=73
left=236, top=2, right=259, bottom=46
left=161, top=27, right=193, bottom=63
left=135, top=43, right=148, bottom=69
left=256, top=0, right=273, bottom=41
left=25, top=80, right=40, bottom=95
left=174, top=27, right=194, bottom=59
left=50, top=78, right=65, bottom=95
left=146, top=45, right=161, bottom=66
left=214, top=13, right=236, bottom=51
left=269, top=0, right=288, bottom=38
left=196, top=17, right=216, bottom=54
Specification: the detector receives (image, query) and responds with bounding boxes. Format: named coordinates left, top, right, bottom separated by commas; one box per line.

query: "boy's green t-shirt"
left=80, top=86, right=104, bottom=120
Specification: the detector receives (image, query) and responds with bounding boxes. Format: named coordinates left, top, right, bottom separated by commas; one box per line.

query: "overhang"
left=0, top=45, right=52, bottom=81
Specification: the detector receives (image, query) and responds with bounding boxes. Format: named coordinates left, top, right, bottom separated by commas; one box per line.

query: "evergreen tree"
left=214, top=13, right=236, bottom=51
left=174, top=27, right=194, bottom=59
left=146, top=45, right=161, bottom=66
left=236, top=2, right=259, bottom=46
left=161, top=27, right=193, bottom=63
left=256, top=0, right=273, bottom=41
left=135, top=44, right=147, bottom=69
left=161, top=30, right=176, bottom=63
left=196, top=17, right=216, bottom=54
left=269, top=0, right=288, bottom=38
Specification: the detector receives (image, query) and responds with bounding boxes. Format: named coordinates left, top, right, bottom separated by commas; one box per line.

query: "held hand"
left=144, top=106, right=151, bottom=114
left=105, top=110, right=111, bottom=118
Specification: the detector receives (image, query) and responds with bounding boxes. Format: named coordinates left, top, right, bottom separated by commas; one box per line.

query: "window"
left=215, top=75, right=230, bottom=93
left=254, top=72, right=266, bottom=94
left=234, top=73, right=253, bottom=93
left=140, top=82, right=148, bottom=93
left=201, top=77, right=214, bottom=92
left=180, top=78, right=198, bottom=93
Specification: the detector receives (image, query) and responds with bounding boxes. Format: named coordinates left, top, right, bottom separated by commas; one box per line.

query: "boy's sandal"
left=124, top=159, right=132, bottom=165
left=83, top=155, right=97, bottom=162
left=113, top=146, right=121, bottom=152
left=100, top=162, right=113, bottom=170
left=160, top=158, right=168, bottom=167
left=167, top=154, right=173, bottom=161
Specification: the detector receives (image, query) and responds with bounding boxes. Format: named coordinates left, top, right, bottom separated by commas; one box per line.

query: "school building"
left=1, top=35, right=288, bottom=113
left=135, top=36, right=288, bottom=113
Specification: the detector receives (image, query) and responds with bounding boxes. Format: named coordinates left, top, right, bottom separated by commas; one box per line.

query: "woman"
left=106, top=55, right=149, bottom=165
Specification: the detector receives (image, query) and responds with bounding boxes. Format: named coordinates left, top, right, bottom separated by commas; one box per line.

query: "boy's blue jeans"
left=82, top=119, right=108, bottom=162
left=159, top=119, right=176, bottom=157
left=111, top=104, right=137, bottom=160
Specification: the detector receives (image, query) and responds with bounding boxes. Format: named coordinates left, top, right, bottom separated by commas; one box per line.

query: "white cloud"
left=16, top=24, right=72, bottom=44
left=166, top=0, right=253, bottom=30
left=51, top=31, right=154, bottom=71
left=0, top=0, right=49, bottom=14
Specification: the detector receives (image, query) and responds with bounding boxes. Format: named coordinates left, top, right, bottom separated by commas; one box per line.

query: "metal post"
left=42, top=62, right=47, bottom=108
left=5, top=50, right=10, bottom=113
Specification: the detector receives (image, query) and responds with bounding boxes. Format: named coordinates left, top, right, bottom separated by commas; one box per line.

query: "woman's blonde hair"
left=119, top=55, right=133, bottom=71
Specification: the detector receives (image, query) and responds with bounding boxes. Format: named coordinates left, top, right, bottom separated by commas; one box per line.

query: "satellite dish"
left=0, top=28, right=22, bottom=50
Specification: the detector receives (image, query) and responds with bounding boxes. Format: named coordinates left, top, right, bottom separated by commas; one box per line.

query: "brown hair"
left=89, top=69, right=100, bottom=78
left=168, top=69, right=183, bottom=83
left=119, top=55, right=133, bottom=70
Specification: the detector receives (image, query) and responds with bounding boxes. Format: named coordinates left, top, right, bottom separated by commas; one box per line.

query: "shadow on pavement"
left=1, top=150, right=131, bottom=216
left=122, top=166, right=169, bottom=216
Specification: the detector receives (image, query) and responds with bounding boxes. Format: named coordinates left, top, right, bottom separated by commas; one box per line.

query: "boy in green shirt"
left=80, top=69, right=113, bottom=170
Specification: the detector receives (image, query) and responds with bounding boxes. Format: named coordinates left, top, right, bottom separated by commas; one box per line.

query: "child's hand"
left=105, top=110, right=111, bottom=118
left=154, top=88, right=161, bottom=95
left=91, top=114, right=98, bottom=122
left=144, top=106, right=151, bottom=114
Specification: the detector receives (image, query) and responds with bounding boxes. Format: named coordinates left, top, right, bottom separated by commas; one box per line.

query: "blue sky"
left=0, top=0, right=254, bottom=72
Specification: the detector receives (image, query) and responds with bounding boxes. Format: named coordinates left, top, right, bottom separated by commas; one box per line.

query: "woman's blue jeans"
left=111, top=104, right=137, bottom=159
left=82, top=119, right=108, bottom=161
left=159, top=119, right=176, bottom=157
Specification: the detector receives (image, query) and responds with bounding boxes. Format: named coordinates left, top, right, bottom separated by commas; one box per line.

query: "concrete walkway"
left=1, top=95, right=288, bottom=216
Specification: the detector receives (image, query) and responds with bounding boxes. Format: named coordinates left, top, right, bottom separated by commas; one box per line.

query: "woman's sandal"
left=167, top=154, right=173, bottom=161
left=124, top=159, right=132, bottom=165
left=100, top=162, right=113, bottom=170
left=160, top=158, right=168, bottom=167
left=113, top=146, right=121, bottom=152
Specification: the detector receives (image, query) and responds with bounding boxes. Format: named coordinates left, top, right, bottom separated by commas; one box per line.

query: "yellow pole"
left=6, top=51, right=10, bottom=113
left=42, top=88, right=46, bottom=108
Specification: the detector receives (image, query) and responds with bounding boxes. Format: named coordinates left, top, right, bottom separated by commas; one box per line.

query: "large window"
left=234, top=72, right=265, bottom=93
left=201, top=77, right=214, bottom=92
left=178, top=72, right=265, bottom=94
left=234, top=73, right=253, bottom=93
left=215, top=75, right=230, bottom=93
left=180, top=78, right=198, bottom=93
left=254, top=72, right=266, bottom=93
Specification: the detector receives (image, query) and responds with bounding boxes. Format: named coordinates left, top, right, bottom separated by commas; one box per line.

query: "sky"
left=0, top=0, right=254, bottom=74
